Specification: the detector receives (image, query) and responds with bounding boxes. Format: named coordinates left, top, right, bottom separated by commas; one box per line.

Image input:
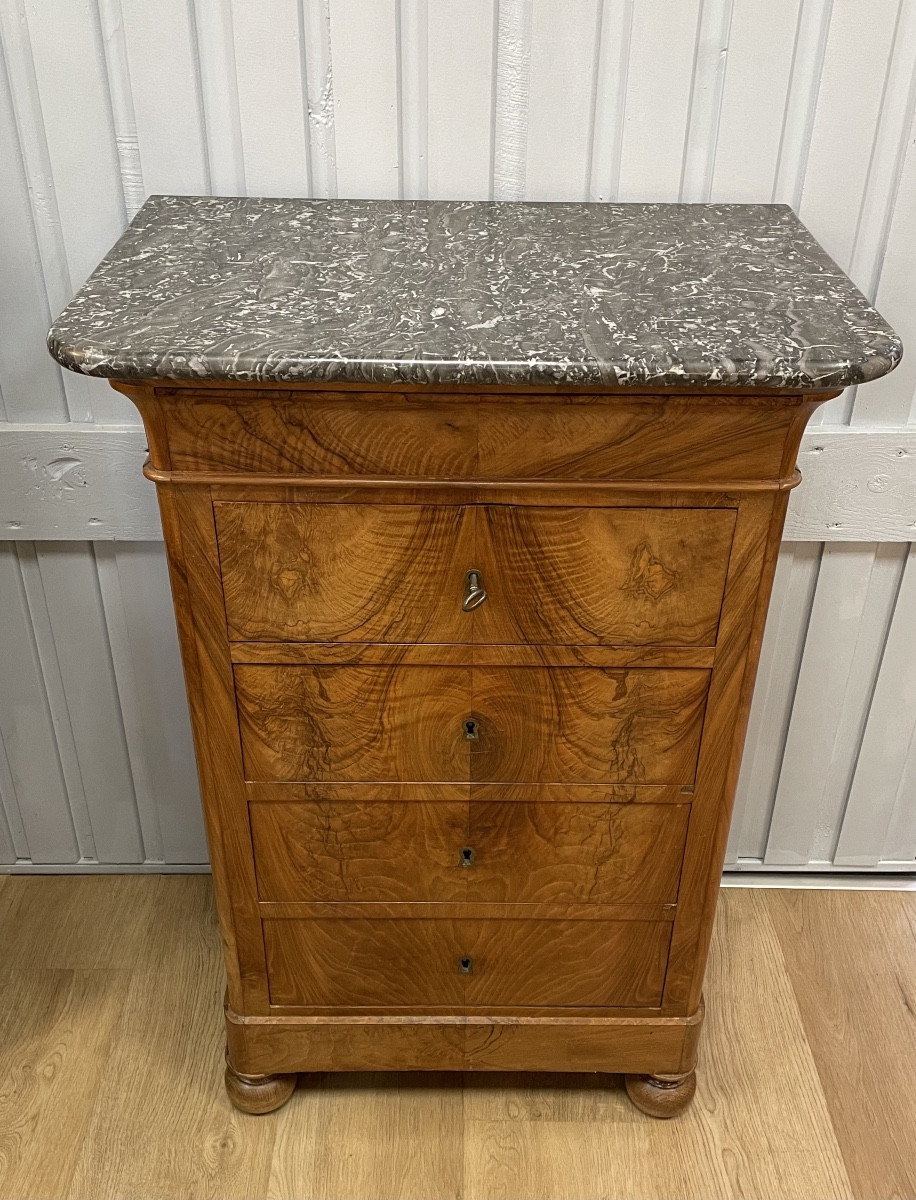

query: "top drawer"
left=215, top=503, right=735, bottom=647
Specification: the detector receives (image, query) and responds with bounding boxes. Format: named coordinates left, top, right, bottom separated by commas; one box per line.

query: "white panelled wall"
left=1, top=0, right=915, bottom=873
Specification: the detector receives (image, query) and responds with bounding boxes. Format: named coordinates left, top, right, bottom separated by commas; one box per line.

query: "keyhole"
left=459, top=956, right=473, bottom=974
left=464, top=718, right=479, bottom=740
left=460, top=846, right=475, bottom=867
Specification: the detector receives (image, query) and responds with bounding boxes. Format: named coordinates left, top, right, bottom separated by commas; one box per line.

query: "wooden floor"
left=0, top=877, right=914, bottom=1199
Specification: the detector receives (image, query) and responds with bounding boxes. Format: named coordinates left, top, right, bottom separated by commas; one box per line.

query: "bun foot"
left=625, top=1070, right=697, bottom=1118
left=224, top=1061, right=297, bottom=1114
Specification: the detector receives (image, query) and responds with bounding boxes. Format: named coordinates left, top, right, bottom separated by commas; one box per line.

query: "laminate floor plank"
left=767, top=889, right=916, bottom=1200
left=68, top=877, right=277, bottom=1200
left=267, top=1072, right=464, bottom=1200
left=0, top=966, right=131, bottom=1198
left=0, top=878, right=909, bottom=1199
left=0, top=875, right=159, bottom=970
left=461, top=891, right=851, bottom=1200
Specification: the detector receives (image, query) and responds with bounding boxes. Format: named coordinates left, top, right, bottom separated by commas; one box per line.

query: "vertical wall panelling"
left=0, top=738, right=18, bottom=863
left=398, top=0, right=428, bottom=201
left=301, top=0, right=337, bottom=198
left=327, top=0, right=400, bottom=198
left=799, top=2, right=899, bottom=425
left=0, top=545, right=78, bottom=863
left=853, top=102, right=916, bottom=426
left=0, top=0, right=92, bottom=421
left=771, top=0, right=832, bottom=210
left=834, top=545, right=916, bottom=866
left=427, top=0, right=494, bottom=200
left=21, top=0, right=125, bottom=286
left=119, top=0, right=210, bottom=195
left=232, top=0, right=311, bottom=195
left=492, top=0, right=532, bottom=201
left=193, top=0, right=245, bottom=195
left=524, top=0, right=600, bottom=201
left=96, top=0, right=145, bottom=219
left=798, top=1, right=898, bottom=274
left=15, top=543, right=98, bottom=860
left=104, top=544, right=208, bottom=862
left=762, top=543, right=906, bottom=865
left=617, top=0, right=702, bottom=202
left=726, top=544, right=821, bottom=864
left=881, top=718, right=916, bottom=865
left=0, top=48, right=69, bottom=422
left=711, top=0, right=802, bottom=202
left=845, top=0, right=916, bottom=305
left=679, top=0, right=733, bottom=203
left=93, top=544, right=164, bottom=863
left=587, top=0, right=632, bottom=203
left=30, top=545, right=143, bottom=863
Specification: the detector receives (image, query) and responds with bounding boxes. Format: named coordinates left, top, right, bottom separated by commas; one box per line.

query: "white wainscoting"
left=1, top=0, right=914, bottom=872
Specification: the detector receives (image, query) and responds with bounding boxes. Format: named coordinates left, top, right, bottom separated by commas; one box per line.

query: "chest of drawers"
left=48, top=197, right=900, bottom=1117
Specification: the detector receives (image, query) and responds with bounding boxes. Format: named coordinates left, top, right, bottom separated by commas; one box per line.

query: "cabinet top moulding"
left=46, top=196, right=901, bottom=394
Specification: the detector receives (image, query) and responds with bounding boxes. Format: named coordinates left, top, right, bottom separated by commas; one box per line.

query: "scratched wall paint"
left=0, top=0, right=915, bottom=871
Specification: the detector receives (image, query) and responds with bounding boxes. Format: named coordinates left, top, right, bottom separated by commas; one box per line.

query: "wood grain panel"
left=250, top=800, right=689, bottom=904
left=469, top=667, right=709, bottom=784
left=154, top=390, right=814, bottom=483
left=466, top=801, right=689, bottom=904
left=215, top=502, right=474, bottom=643
left=234, top=665, right=710, bottom=785
left=263, top=916, right=672, bottom=1008
left=252, top=801, right=467, bottom=901
left=476, top=399, right=808, bottom=482
left=217, top=501, right=734, bottom=647
left=475, top=506, right=735, bottom=646
left=234, top=664, right=472, bottom=782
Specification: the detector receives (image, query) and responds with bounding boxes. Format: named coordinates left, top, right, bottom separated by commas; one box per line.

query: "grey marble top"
left=47, top=195, right=901, bottom=390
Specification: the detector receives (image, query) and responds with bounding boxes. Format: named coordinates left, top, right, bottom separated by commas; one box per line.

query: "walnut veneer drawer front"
left=251, top=801, right=690, bottom=904
left=235, top=665, right=710, bottom=784
left=216, top=502, right=735, bottom=646
left=263, top=916, right=672, bottom=1009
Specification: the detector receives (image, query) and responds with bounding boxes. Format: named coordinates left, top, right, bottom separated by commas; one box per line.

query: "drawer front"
left=215, top=502, right=734, bottom=647
left=251, top=800, right=689, bottom=904
left=263, top=916, right=672, bottom=1008
left=235, top=665, right=710, bottom=784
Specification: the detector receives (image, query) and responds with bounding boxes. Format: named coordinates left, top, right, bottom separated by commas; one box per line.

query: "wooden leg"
left=624, top=1069, right=697, bottom=1118
left=224, top=1059, right=297, bottom=1114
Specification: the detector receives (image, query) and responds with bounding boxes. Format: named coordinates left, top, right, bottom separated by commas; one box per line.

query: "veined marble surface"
left=48, top=196, right=901, bottom=389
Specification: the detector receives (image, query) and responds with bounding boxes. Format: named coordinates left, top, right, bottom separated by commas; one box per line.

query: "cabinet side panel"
left=162, top=484, right=269, bottom=1012
left=664, top=490, right=787, bottom=1011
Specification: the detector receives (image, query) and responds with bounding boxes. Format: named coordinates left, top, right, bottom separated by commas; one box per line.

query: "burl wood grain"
left=250, top=800, right=690, bottom=904
left=215, top=502, right=474, bottom=643
left=234, top=664, right=710, bottom=785
left=263, top=915, right=672, bottom=1009
left=216, top=502, right=735, bottom=647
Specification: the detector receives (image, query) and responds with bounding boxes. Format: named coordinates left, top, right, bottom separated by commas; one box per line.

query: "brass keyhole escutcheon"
left=464, top=718, right=479, bottom=740
left=460, top=846, right=475, bottom=867
left=458, top=956, right=473, bottom=974
left=463, top=569, right=488, bottom=611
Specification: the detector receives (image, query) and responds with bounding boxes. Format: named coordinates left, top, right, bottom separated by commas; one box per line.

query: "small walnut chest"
left=48, top=197, right=900, bottom=1116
